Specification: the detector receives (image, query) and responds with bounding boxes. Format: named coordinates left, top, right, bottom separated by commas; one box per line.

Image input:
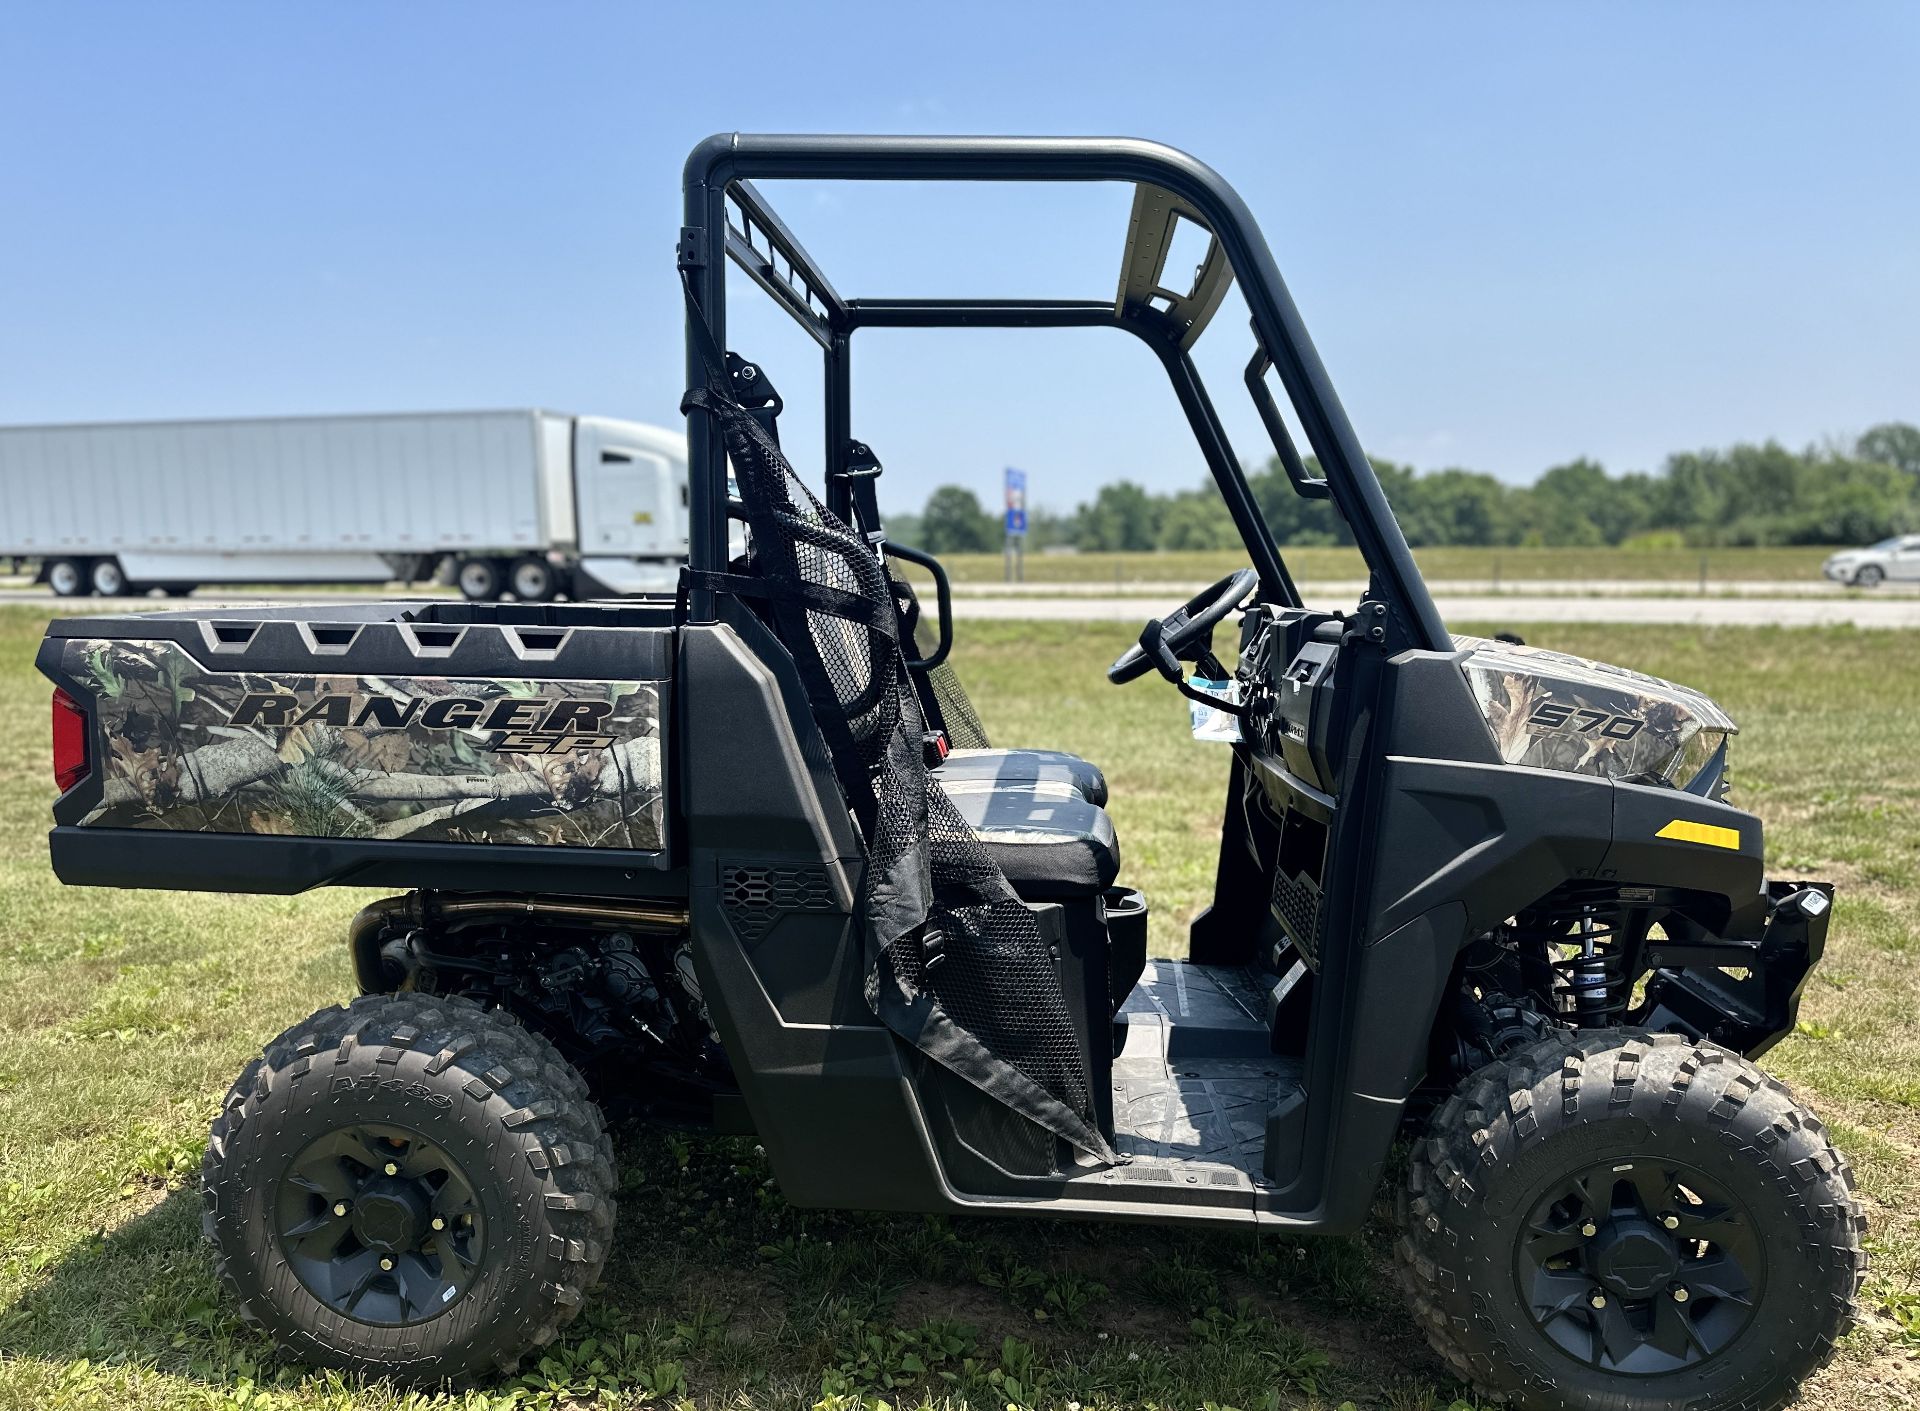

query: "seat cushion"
left=936, top=748, right=1108, bottom=806
left=939, top=778, right=1121, bottom=899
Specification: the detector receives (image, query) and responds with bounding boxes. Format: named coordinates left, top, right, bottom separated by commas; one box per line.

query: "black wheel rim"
left=276, top=1122, right=485, bottom=1326
left=1515, top=1157, right=1763, bottom=1376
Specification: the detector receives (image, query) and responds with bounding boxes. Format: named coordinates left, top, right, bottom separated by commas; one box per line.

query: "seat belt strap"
left=832, top=439, right=887, bottom=553
left=725, top=353, right=783, bottom=448
left=680, top=566, right=771, bottom=600
left=677, top=269, right=783, bottom=446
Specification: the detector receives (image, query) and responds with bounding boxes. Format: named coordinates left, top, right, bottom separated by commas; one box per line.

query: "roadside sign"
left=1004, top=467, right=1027, bottom=536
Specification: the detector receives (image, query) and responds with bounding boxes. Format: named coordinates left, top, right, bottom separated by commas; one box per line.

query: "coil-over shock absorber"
left=1557, top=912, right=1628, bottom=1024
left=1507, top=891, right=1646, bottom=1029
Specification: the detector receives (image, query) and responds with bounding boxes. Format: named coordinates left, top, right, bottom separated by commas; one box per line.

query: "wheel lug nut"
left=1662, top=1214, right=1680, bottom=1230
left=431, top=1217, right=446, bottom=1231
left=1580, top=1221, right=1598, bottom=1237
left=383, top=1162, right=399, bottom=1176
left=379, top=1256, right=394, bottom=1271
left=1672, top=1285, right=1690, bottom=1303
left=332, top=1202, right=349, bottom=1217
left=1589, top=1292, right=1607, bottom=1309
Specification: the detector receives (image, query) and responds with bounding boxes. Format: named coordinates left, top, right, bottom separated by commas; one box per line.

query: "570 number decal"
left=1526, top=701, right=1646, bottom=740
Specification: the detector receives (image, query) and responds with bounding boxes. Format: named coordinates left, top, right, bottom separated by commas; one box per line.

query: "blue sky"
left=4, top=3, right=1915, bottom=516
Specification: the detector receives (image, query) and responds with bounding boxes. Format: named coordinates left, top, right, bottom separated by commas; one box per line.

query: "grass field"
left=0, top=606, right=1916, bottom=1410
left=3, top=545, right=1841, bottom=605
left=931, top=545, right=1834, bottom=586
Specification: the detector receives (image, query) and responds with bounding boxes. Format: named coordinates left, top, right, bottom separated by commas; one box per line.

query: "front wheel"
left=1853, top=564, right=1885, bottom=588
left=1396, top=1029, right=1863, bottom=1411
left=202, top=993, right=616, bottom=1380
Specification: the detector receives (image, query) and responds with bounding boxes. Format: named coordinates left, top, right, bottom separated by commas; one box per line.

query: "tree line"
left=889, top=422, right=1920, bottom=555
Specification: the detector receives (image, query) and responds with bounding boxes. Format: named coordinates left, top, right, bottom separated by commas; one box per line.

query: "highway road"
left=945, top=577, right=1920, bottom=599
left=953, top=593, right=1920, bottom=629
left=3, top=584, right=1917, bottom=628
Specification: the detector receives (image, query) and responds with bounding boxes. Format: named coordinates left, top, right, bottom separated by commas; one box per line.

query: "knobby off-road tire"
left=202, top=993, right=617, bottom=1380
left=314, top=989, right=617, bottom=1175
left=1396, top=1028, right=1865, bottom=1411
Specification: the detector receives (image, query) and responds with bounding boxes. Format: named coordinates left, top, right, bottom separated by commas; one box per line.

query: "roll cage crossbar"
left=680, top=134, right=1448, bottom=652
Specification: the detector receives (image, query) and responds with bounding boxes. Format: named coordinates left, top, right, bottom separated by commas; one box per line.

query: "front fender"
left=1602, top=782, right=1766, bottom=933
left=1367, top=760, right=1805, bottom=1060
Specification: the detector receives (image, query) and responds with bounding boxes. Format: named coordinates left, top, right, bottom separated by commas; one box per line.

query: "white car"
left=1822, top=533, right=1920, bottom=586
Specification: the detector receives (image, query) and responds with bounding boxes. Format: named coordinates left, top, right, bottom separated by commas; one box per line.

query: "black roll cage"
left=680, top=133, right=1448, bottom=652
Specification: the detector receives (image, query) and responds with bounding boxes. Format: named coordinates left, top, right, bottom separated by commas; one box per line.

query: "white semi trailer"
left=0, top=410, right=688, bottom=600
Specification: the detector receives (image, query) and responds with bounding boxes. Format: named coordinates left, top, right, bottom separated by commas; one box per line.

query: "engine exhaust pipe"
left=349, top=891, right=689, bottom=994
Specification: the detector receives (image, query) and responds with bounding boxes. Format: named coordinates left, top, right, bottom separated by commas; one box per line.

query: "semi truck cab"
left=568, top=416, right=691, bottom=598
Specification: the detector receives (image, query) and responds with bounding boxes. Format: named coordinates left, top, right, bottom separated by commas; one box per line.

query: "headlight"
left=1678, top=730, right=1732, bottom=800
left=1458, top=636, right=1739, bottom=787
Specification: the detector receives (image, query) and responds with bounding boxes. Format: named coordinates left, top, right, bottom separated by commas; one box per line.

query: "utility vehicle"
left=40, top=135, right=1862, bottom=1410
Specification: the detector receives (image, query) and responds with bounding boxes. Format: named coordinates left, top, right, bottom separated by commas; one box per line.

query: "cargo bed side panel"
left=39, top=605, right=677, bottom=892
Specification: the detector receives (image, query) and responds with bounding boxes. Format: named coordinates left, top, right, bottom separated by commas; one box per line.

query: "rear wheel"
left=456, top=556, right=504, bottom=601
left=89, top=558, right=128, bottom=596
left=1396, top=1029, right=1863, bottom=1411
left=202, top=993, right=616, bottom=1380
left=508, top=555, right=558, bottom=602
left=1853, top=564, right=1885, bottom=587
left=46, top=558, right=86, bottom=597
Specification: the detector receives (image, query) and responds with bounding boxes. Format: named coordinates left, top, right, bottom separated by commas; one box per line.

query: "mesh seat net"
left=890, top=574, right=991, bottom=751
left=687, top=384, right=1112, bottom=1163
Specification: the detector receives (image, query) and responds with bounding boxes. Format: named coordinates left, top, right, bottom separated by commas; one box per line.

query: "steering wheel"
left=1108, top=568, right=1260, bottom=685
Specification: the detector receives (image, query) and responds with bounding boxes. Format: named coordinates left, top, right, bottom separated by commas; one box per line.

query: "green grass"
left=0, top=606, right=1916, bottom=1409
left=929, top=545, right=1832, bottom=586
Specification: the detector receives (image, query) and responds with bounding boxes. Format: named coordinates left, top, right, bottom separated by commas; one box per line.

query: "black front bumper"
left=1639, top=879, right=1833, bottom=1057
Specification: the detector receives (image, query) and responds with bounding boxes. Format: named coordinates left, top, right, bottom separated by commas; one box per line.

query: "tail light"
left=52, top=688, right=89, bottom=793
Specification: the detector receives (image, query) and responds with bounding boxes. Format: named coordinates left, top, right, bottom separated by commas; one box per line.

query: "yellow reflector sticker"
left=1656, top=819, right=1741, bottom=850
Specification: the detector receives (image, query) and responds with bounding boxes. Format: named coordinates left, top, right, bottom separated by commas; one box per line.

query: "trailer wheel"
left=46, top=559, right=87, bottom=597
left=1396, top=1028, right=1864, bottom=1411
left=456, top=557, right=503, bottom=601
left=508, top=555, right=557, bottom=602
left=202, top=992, right=616, bottom=1381
left=162, top=584, right=196, bottom=597
left=89, top=558, right=128, bottom=597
